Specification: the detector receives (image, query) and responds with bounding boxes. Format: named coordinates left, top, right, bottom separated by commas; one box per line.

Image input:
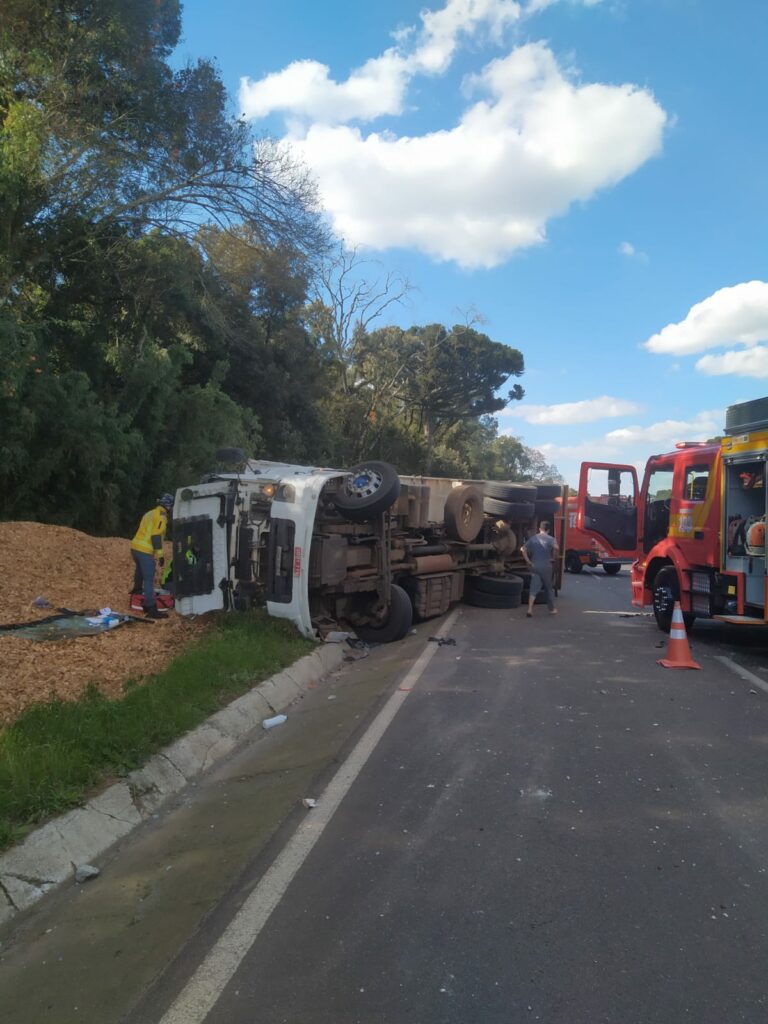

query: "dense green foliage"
left=0, top=3, right=560, bottom=536
left=0, top=610, right=313, bottom=850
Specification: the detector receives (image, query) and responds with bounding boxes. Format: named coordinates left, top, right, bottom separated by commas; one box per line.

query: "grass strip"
left=0, top=610, right=314, bottom=851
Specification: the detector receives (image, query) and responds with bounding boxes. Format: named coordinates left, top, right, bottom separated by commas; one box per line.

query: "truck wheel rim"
left=348, top=469, right=383, bottom=498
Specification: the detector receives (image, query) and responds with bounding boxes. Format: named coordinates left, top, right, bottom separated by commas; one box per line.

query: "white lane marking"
left=714, top=654, right=768, bottom=696
left=581, top=610, right=649, bottom=616
left=157, top=607, right=462, bottom=1024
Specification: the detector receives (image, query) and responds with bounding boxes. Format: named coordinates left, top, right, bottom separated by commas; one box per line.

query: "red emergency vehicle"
left=563, top=470, right=636, bottom=575
left=586, top=396, right=768, bottom=632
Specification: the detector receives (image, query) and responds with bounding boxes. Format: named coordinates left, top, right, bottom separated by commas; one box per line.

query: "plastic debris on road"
left=302, top=798, right=317, bottom=809
left=262, top=713, right=287, bottom=730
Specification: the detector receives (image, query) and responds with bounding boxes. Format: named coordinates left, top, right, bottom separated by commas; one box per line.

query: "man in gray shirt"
left=521, top=520, right=559, bottom=618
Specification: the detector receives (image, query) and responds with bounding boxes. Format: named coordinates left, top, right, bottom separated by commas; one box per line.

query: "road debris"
left=262, top=714, right=287, bottom=730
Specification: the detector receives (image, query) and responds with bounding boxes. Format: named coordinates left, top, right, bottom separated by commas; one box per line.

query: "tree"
left=363, top=322, right=525, bottom=473
left=0, top=0, right=327, bottom=302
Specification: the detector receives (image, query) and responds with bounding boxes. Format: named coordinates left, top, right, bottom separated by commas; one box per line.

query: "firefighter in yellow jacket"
left=130, top=493, right=174, bottom=619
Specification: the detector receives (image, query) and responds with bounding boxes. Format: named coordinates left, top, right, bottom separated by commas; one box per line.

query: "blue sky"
left=174, top=0, right=768, bottom=486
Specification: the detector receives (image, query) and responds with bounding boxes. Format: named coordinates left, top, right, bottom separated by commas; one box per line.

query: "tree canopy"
left=0, top=7, right=560, bottom=536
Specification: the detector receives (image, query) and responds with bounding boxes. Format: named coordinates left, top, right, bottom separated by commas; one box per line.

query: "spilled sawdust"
left=0, top=521, right=208, bottom=724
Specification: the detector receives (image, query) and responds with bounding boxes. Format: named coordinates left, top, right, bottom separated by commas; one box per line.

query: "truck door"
left=577, top=463, right=639, bottom=554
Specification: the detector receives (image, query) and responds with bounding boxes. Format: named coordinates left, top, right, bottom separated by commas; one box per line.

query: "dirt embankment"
left=0, top=522, right=205, bottom=724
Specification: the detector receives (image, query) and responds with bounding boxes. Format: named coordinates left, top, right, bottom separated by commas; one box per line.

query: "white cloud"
left=604, top=410, right=723, bottom=445
left=240, top=0, right=525, bottom=124
left=287, top=44, right=666, bottom=267
left=503, top=396, right=642, bottom=424
left=697, top=347, right=768, bottom=378
left=524, top=408, right=724, bottom=488
left=619, top=241, right=635, bottom=256
left=239, top=0, right=666, bottom=268
left=644, top=281, right=768, bottom=357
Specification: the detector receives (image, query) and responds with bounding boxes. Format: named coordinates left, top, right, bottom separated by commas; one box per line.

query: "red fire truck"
left=583, top=397, right=768, bottom=632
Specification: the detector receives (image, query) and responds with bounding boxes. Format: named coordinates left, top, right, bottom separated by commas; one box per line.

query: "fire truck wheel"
left=565, top=551, right=583, bottom=574
left=653, top=566, right=695, bottom=633
left=484, top=482, right=538, bottom=502
left=468, top=573, right=524, bottom=597
left=535, top=484, right=562, bottom=500
left=353, top=585, right=413, bottom=643
left=603, top=563, right=622, bottom=576
left=333, top=461, right=401, bottom=522
left=445, top=485, right=485, bottom=541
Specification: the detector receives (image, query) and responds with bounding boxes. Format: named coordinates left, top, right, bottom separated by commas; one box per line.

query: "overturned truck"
left=172, top=457, right=565, bottom=642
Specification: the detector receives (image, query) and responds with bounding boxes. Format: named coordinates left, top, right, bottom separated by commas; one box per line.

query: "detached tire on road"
left=469, top=573, right=524, bottom=597
left=465, top=588, right=522, bottom=609
left=354, top=584, right=413, bottom=643
left=333, top=461, right=401, bottom=522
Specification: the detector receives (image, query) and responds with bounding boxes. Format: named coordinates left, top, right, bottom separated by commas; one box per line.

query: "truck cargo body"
left=171, top=459, right=566, bottom=640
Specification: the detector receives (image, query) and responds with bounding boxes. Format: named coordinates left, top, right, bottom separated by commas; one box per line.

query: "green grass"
left=0, top=610, right=314, bottom=851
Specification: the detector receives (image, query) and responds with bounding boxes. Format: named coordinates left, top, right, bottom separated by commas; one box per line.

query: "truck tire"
left=535, top=484, right=562, bottom=499
left=603, top=563, right=622, bottom=576
left=534, top=499, right=558, bottom=518
left=444, top=485, right=484, bottom=542
left=652, top=566, right=695, bottom=634
left=565, top=551, right=583, bottom=574
left=468, top=573, right=524, bottom=597
left=333, top=461, right=401, bottom=522
left=482, top=497, right=536, bottom=520
left=465, top=587, right=522, bottom=609
left=484, top=482, right=537, bottom=502
left=354, top=584, right=413, bottom=643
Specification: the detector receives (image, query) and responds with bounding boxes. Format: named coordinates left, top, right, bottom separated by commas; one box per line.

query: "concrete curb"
left=0, top=642, right=348, bottom=926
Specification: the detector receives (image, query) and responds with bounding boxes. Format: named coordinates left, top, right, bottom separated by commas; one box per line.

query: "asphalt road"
left=143, top=569, right=768, bottom=1024
left=4, top=569, right=768, bottom=1024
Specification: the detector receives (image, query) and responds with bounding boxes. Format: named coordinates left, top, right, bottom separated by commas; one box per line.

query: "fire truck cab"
left=564, top=464, right=639, bottom=575
left=600, top=397, right=768, bottom=631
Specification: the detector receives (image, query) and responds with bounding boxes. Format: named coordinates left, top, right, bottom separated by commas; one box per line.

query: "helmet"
left=157, top=492, right=175, bottom=509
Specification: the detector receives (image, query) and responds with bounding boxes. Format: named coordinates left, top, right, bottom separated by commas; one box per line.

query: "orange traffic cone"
left=658, top=601, right=701, bottom=670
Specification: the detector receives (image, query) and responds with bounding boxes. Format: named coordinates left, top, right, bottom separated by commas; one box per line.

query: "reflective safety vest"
left=130, top=506, right=168, bottom=557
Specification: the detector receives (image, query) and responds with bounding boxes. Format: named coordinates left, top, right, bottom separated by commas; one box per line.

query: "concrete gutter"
left=0, top=641, right=347, bottom=926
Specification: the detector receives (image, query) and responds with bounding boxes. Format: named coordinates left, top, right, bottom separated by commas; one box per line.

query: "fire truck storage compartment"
left=724, top=452, right=767, bottom=608
left=173, top=516, right=215, bottom=597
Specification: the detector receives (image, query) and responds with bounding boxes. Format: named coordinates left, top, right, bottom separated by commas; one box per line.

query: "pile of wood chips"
left=0, top=522, right=207, bottom=725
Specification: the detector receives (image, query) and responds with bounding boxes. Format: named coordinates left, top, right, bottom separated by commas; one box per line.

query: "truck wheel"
left=468, top=573, right=524, bottom=597
left=445, top=485, right=484, bottom=542
left=333, top=461, right=401, bottom=522
left=565, top=551, right=583, bottom=574
left=535, top=484, right=562, bottom=500
left=465, top=587, right=522, bottom=609
left=484, top=482, right=538, bottom=502
left=482, top=497, right=536, bottom=520
left=652, top=566, right=695, bottom=633
left=603, top=563, right=622, bottom=576
left=354, top=585, right=413, bottom=643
